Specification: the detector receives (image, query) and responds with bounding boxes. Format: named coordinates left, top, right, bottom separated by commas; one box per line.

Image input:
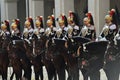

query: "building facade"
left=0, top=0, right=120, bottom=36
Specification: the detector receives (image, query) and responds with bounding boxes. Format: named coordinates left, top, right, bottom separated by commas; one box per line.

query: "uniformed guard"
left=57, top=14, right=68, bottom=36
left=67, top=11, right=80, bottom=36
left=80, top=12, right=96, bottom=41
left=45, top=15, right=56, bottom=38
left=98, top=9, right=118, bottom=42
left=23, top=17, right=34, bottom=39
left=0, top=20, right=10, bottom=38
left=45, top=15, right=57, bottom=47
left=11, top=19, right=21, bottom=37
left=34, top=16, right=44, bottom=38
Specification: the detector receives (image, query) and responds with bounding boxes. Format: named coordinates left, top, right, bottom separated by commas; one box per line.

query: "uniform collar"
left=37, top=27, right=41, bottom=29
left=106, top=22, right=112, bottom=26
left=28, top=26, right=32, bottom=30
left=60, top=25, right=65, bottom=29
left=14, top=28, right=18, bottom=31
left=71, top=23, right=75, bottom=27
left=49, top=25, right=53, bottom=29
left=86, top=24, right=91, bottom=27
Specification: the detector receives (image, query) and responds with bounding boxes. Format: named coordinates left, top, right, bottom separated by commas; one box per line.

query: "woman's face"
left=105, top=15, right=112, bottom=24
left=47, top=20, right=52, bottom=27
left=67, top=17, right=73, bottom=25
left=59, top=21, right=64, bottom=27
left=11, top=24, right=17, bottom=30
left=25, top=21, right=31, bottom=28
left=1, top=25, right=7, bottom=30
left=83, top=17, right=90, bottom=25
left=36, top=20, right=41, bottom=28
left=58, top=19, right=64, bottom=27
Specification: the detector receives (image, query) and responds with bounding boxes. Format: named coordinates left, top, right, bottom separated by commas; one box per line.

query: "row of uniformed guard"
left=0, top=9, right=119, bottom=44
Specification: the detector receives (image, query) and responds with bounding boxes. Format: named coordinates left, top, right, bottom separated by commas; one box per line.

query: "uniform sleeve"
left=29, top=28, right=34, bottom=33
left=16, top=30, right=21, bottom=36
left=6, top=31, right=10, bottom=35
left=64, top=27, right=68, bottom=32
left=109, top=24, right=116, bottom=30
left=73, top=25, right=80, bottom=36
left=74, top=25, right=79, bottom=30
left=109, top=24, right=117, bottom=36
